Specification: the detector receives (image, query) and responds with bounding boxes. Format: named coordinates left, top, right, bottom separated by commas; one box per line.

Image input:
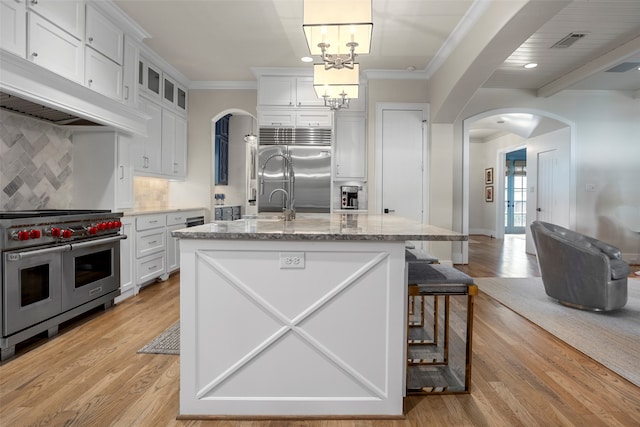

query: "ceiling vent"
left=551, top=32, right=586, bottom=48
left=605, top=62, right=640, bottom=72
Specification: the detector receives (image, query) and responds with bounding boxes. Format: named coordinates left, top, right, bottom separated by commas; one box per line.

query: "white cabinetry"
left=334, top=113, right=366, bottom=179
left=162, top=73, right=188, bottom=113
left=138, top=55, right=162, bottom=100
left=295, top=110, right=333, bottom=127
left=122, top=35, right=138, bottom=106
left=166, top=209, right=203, bottom=273
left=115, top=216, right=135, bottom=303
left=84, top=45, right=122, bottom=100
left=72, top=130, right=134, bottom=210
left=257, top=109, right=295, bottom=127
left=133, top=96, right=163, bottom=174
left=258, top=76, right=324, bottom=107
left=135, top=214, right=167, bottom=287
left=27, top=0, right=84, bottom=40
left=27, top=11, right=84, bottom=83
left=0, top=0, right=26, bottom=57
left=85, top=4, right=123, bottom=64
left=161, top=109, right=187, bottom=177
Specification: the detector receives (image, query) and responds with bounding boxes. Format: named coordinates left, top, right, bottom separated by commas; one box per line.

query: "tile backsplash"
left=133, top=176, right=169, bottom=209
left=0, top=111, right=73, bottom=211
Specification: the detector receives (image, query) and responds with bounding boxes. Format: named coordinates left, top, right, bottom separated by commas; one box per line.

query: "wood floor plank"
left=1, top=235, right=639, bottom=426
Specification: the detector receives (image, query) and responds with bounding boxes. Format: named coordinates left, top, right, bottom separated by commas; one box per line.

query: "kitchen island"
left=173, top=213, right=467, bottom=418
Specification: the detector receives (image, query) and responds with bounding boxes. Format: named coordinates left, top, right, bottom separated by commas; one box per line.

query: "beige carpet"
left=476, top=277, right=640, bottom=387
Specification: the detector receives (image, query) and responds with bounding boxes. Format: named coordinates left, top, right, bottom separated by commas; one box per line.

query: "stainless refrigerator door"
left=287, top=145, right=331, bottom=213
left=258, top=145, right=288, bottom=212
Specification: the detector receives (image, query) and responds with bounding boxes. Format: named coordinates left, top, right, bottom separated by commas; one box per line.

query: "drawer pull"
left=148, top=240, right=157, bottom=245
left=148, top=265, right=157, bottom=270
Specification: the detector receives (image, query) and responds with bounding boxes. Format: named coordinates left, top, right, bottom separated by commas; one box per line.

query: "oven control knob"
left=97, top=222, right=107, bottom=231
left=61, top=229, right=73, bottom=239
left=13, top=230, right=30, bottom=240
left=48, top=227, right=61, bottom=237
left=88, top=226, right=98, bottom=235
left=107, top=221, right=115, bottom=229
left=114, top=220, right=122, bottom=228
left=29, top=229, right=41, bottom=239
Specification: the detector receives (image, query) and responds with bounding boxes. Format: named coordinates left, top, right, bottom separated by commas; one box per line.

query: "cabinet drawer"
left=136, top=214, right=166, bottom=231
left=136, top=228, right=165, bottom=258
left=166, top=212, right=187, bottom=226
left=136, top=252, right=166, bottom=284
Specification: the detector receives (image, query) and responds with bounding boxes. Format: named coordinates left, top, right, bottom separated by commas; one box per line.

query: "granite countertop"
left=172, top=213, right=467, bottom=242
left=120, top=207, right=206, bottom=216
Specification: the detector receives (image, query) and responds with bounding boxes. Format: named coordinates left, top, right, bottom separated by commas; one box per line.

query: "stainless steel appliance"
left=0, top=210, right=125, bottom=360
left=341, top=185, right=359, bottom=210
left=258, top=128, right=332, bottom=213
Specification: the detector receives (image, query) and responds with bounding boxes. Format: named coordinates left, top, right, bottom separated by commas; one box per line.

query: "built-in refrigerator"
left=258, top=127, right=332, bottom=213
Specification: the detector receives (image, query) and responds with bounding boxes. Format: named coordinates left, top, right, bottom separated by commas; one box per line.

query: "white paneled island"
left=172, top=213, right=466, bottom=418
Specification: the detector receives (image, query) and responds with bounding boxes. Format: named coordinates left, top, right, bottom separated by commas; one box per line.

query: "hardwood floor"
left=1, top=235, right=639, bottom=426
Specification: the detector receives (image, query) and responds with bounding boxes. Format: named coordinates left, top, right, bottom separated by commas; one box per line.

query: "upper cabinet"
left=138, top=55, right=187, bottom=114
left=85, top=4, right=123, bottom=65
left=0, top=0, right=26, bottom=57
left=138, top=55, right=162, bottom=100
left=27, top=0, right=85, bottom=40
left=162, top=72, right=187, bottom=114
left=334, top=112, right=366, bottom=180
left=258, top=76, right=324, bottom=108
left=27, top=11, right=84, bottom=83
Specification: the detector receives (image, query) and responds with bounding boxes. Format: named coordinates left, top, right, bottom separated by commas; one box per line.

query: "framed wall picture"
left=485, top=186, right=494, bottom=202
left=485, top=167, right=494, bottom=184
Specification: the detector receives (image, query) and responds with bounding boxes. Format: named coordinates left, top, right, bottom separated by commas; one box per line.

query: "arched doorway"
left=461, top=108, right=575, bottom=262
left=211, top=110, right=257, bottom=217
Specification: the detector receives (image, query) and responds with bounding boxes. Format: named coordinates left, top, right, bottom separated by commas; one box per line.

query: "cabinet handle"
left=88, top=79, right=93, bottom=86
left=124, top=85, right=129, bottom=100
left=32, top=52, right=38, bottom=57
left=148, top=240, right=157, bottom=244
left=31, top=0, right=37, bottom=4
left=120, top=165, right=124, bottom=179
left=88, top=37, right=94, bottom=43
left=148, top=265, right=157, bottom=271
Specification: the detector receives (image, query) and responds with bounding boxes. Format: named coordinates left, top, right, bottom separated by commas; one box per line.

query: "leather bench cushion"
left=408, top=263, right=474, bottom=285
left=405, top=248, right=439, bottom=263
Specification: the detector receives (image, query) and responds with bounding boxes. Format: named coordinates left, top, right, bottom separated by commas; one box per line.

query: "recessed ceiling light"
left=301, top=56, right=314, bottom=63
left=524, top=63, right=538, bottom=69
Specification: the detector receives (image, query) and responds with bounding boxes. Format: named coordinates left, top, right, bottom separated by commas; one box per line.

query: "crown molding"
left=190, top=81, right=257, bottom=90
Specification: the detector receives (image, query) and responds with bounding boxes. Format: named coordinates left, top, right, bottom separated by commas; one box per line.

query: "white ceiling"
left=113, top=0, right=640, bottom=138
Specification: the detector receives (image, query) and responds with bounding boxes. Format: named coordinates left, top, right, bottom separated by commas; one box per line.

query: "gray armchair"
left=530, top=221, right=630, bottom=311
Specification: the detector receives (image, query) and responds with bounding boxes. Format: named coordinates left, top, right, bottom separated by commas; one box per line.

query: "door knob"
left=384, top=208, right=395, bottom=214
left=536, top=208, right=542, bottom=212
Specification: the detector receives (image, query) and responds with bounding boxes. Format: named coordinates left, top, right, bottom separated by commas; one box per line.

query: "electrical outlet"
left=279, top=252, right=305, bottom=269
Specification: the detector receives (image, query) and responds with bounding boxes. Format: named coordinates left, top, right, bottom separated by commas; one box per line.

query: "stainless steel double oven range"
left=0, top=210, right=125, bottom=361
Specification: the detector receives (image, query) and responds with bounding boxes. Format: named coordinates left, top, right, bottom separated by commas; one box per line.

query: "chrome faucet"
left=260, top=153, right=296, bottom=221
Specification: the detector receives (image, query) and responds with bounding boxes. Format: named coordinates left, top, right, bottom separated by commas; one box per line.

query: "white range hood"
left=0, top=53, right=148, bottom=136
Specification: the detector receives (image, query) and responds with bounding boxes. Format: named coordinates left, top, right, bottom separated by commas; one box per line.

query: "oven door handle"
left=70, top=234, right=127, bottom=249
left=7, top=244, right=71, bottom=261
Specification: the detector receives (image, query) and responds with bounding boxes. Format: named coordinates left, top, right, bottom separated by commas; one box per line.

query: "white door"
left=376, top=105, right=427, bottom=223
left=536, top=149, right=556, bottom=223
